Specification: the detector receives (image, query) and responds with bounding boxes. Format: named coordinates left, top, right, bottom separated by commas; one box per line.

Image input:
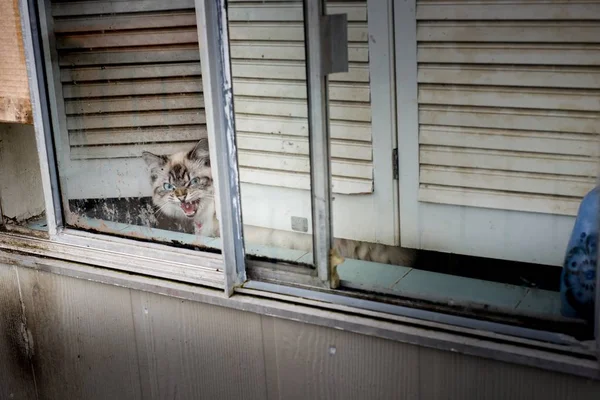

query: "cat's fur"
left=143, top=141, right=417, bottom=267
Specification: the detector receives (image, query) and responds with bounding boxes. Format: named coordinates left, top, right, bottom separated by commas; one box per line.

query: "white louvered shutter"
left=55, top=0, right=374, bottom=197
left=416, top=0, right=600, bottom=216
left=53, top=0, right=206, bottom=161
left=229, top=0, right=373, bottom=195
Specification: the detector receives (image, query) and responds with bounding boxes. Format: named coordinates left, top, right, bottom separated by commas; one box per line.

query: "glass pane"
left=331, top=0, right=597, bottom=339
left=227, top=0, right=314, bottom=264
left=47, top=0, right=219, bottom=250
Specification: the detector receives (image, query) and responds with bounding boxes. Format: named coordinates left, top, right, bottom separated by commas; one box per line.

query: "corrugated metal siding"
left=3, top=262, right=600, bottom=399
left=55, top=0, right=373, bottom=195
left=229, top=0, right=373, bottom=195
left=416, top=0, right=600, bottom=216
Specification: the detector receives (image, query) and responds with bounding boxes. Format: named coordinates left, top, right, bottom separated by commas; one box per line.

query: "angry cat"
left=142, top=138, right=220, bottom=238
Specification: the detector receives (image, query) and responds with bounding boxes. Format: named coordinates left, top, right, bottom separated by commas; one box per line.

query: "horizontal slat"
left=69, top=126, right=205, bottom=146
left=62, top=79, right=202, bottom=98
left=65, top=94, right=203, bottom=115
left=418, top=185, right=580, bottom=216
left=61, top=63, right=201, bottom=82
left=71, top=138, right=372, bottom=179
left=419, top=105, right=600, bottom=134
left=419, top=85, right=600, bottom=112
left=418, top=65, right=600, bottom=89
left=57, top=44, right=368, bottom=69
left=236, top=132, right=372, bottom=160
left=420, top=165, right=595, bottom=197
left=240, top=168, right=373, bottom=195
left=66, top=110, right=205, bottom=130
left=229, top=3, right=367, bottom=22
left=234, top=97, right=371, bottom=122
left=238, top=150, right=373, bottom=179
left=418, top=43, right=600, bottom=67
left=416, top=1, right=600, bottom=20
left=417, top=22, right=600, bottom=43
left=230, top=41, right=368, bottom=62
left=419, top=125, right=600, bottom=157
left=235, top=115, right=371, bottom=141
left=417, top=1, right=600, bottom=215
left=233, top=78, right=370, bottom=102
left=58, top=46, right=200, bottom=67
left=229, top=22, right=368, bottom=42
left=232, top=60, right=369, bottom=82
left=56, top=28, right=198, bottom=50
left=70, top=141, right=198, bottom=159
left=53, top=12, right=197, bottom=33
left=420, top=146, right=598, bottom=177
left=52, top=0, right=194, bottom=17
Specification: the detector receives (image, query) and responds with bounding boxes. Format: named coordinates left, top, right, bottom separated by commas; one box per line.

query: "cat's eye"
left=190, top=177, right=208, bottom=186
left=163, top=182, right=175, bottom=191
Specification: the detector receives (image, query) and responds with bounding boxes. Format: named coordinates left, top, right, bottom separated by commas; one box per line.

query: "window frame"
left=5, top=0, right=599, bottom=379
left=7, top=0, right=228, bottom=289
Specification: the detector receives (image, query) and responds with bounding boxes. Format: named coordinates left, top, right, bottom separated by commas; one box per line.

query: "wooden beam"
left=0, top=0, right=32, bottom=124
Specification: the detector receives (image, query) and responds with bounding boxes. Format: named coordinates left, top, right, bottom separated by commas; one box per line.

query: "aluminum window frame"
left=10, top=0, right=230, bottom=290
left=8, top=0, right=600, bottom=379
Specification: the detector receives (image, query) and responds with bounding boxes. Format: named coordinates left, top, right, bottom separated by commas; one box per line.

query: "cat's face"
left=142, top=139, right=213, bottom=221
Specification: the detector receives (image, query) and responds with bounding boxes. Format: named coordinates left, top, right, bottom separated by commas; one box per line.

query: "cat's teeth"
left=181, top=202, right=195, bottom=214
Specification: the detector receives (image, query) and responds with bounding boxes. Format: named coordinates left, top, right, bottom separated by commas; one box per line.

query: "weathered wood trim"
left=0, top=97, right=32, bottom=124
left=0, top=0, right=32, bottom=124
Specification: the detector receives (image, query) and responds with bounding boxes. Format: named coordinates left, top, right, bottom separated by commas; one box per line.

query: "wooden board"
left=0, top=0, right=31, bottom=123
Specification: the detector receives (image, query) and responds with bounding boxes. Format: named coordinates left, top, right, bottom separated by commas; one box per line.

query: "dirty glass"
left=227, top=0, right=315, bottom=264
left=45, top=0, right=220, bottom=249
left=327, top=0, right=599, bottom=340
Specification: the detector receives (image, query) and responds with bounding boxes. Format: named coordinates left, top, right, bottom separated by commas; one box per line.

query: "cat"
left=142, top=141, right=417, bottom=268
left=142, top=138, right=220, bottom=238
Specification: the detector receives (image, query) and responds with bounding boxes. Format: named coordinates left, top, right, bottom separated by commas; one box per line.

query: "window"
left=5, top=0, right=600, bottom=378
left=2, top=0, right=225, bottom=286
left=45, top=0, right=219, bottom=250
left=224, top=0, right=600, bottom=351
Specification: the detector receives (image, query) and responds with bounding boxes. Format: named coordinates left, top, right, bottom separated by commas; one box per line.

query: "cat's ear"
left=188, top=138, right=210, bottom=164
left=142, top=151, right=167, bottom=169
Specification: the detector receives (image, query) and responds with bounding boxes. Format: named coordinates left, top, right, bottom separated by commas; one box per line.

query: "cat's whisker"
left=153, top=202, right=170, bottom=217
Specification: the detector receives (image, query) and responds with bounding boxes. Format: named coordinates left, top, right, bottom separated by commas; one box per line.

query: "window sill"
left=0, top=228, right=224, bottom=288
left=0, top=231, right=598, bottom=381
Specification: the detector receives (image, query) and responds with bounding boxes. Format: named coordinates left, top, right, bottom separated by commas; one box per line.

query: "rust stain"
left=0, top=96, right=33, bottom=124
left=1, top=283, right=35, bottom=382
left=0, top=0, right=32, bottom=124
left=11, top=0, right=28, bottom=68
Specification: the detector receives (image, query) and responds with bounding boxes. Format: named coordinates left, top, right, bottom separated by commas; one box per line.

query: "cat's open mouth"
left=180, top=200, right=200, bottom=217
